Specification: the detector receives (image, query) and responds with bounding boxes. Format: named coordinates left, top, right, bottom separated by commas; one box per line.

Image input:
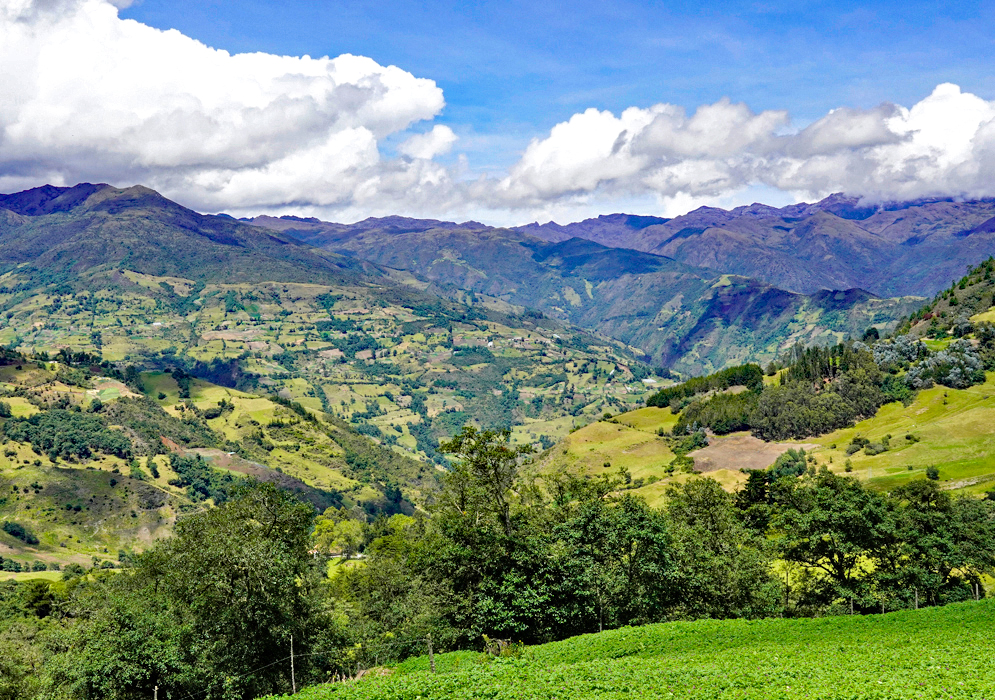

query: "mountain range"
left=253, top=193, right=995, bottom=298
left=248, top=202, right=935, bottom=373
left=2, top=183, right=992, bottom=376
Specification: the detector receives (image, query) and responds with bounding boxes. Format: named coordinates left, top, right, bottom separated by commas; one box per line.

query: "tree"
left=314, top=508, right=365, bottom=559
left=770, top=469, right=894, bottom=608
left=875, top=479, right=995, bottom=606
left=50, top=483, right=323, bottom=700
left=439, top=427, right=533, bottom=537
left=665, top=477, right=780, bottom=619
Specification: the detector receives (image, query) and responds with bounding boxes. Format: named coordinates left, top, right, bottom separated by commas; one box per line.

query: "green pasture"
left=273, top=599, right=995, bottom=700
left=807, top=372, right=995, bottom=492
left=0, top=570, right=62, bottom=583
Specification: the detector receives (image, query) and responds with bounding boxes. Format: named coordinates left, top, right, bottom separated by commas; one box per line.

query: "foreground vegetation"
left=273, top=599, right=995, bottom=699
left=2, top=424, right=991, bottom=699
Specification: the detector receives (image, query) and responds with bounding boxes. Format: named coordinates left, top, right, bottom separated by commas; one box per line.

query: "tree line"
left=1, top=428, right=993, bottom=699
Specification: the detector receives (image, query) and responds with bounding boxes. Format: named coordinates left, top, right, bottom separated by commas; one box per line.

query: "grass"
left=546, top=371, right=995, bottom=503
left=269, top=599, right=995, bottom=700
left=0, top=570, right=62, bottom=582
left=805, top=372, right=995, bottom=493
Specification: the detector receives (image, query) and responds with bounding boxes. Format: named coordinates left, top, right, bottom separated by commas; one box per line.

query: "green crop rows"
left=271, top=600, right=995, bottom=699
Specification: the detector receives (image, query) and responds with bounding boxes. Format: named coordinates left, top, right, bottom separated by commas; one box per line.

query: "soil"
left=690, top=434, right=819, bottom=472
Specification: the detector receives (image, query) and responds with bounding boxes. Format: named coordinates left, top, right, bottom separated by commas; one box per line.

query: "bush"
left=61, top=563, right=86, bottom=579
left=2, top=521, right=39, bottom=545
left=926, top=466, right=940, bottom=480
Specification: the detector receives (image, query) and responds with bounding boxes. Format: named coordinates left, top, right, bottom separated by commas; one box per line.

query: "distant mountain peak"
left=0, top=182, right=111, bottom=216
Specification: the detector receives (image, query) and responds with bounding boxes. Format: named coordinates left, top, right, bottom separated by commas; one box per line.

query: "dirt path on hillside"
left=690, top=434, right=818, bottom=472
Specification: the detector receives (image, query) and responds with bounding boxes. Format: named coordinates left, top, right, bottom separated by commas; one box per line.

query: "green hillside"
left=270, top=599, right=995, bottom=700
left=541, top=369, right=995, bottom=501
left=272, top=221, right=920, bottom=375
left=0, top=184, right=668, bottom=459
left=0, top=353, right=438, bottom=573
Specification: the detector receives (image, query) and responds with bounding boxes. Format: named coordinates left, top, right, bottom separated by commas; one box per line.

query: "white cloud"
left=3, top=0, right=995, bottom=223
left=398, top=125, right=457, bottom=160
left=486, top=83, right=995, bottom=217
left=0, top=0, right=448, bottom=211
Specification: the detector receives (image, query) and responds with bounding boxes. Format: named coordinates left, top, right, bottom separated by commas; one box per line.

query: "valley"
left=1, top=183, right=995, bottom=700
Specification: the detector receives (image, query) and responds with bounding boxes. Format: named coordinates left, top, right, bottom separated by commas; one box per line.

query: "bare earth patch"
left=691, top=434, right=818, bottom=472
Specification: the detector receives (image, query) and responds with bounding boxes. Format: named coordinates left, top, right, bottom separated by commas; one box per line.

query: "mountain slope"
left=257, top=219, right=919, bottom=374
left=509, top=195, right=995, bottom=297
left=0, top=183, right=376, bottom=287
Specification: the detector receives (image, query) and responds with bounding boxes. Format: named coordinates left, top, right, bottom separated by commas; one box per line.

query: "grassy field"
left=535, top=407, right=762, bottom=504
left=270, top=599, right=995, bottom=699
left=0, top=570, right=62, bottom=582
left=805, top=371, right=995, bottom=494
left=539, top=371, right=995, bottom=502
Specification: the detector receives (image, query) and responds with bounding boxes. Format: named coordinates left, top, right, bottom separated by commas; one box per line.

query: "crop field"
left=272, top=599, right=995, bottom=700
left=0, top=273, right=666, bottom=464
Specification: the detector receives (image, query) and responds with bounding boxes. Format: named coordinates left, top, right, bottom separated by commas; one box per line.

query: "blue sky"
left=121, top=0, right=995, bottom=171
left=3, top=0, right=995, bottom=223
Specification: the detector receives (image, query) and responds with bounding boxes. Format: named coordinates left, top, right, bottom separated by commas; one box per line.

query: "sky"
left=2, top=0, right=995, bottom=224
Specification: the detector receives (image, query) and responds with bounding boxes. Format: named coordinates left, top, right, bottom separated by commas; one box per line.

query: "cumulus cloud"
left=495, top=83, right=995, bottom=212
left=397, top=125, right=457, bottom=160
left=4, top=0, right=995, bottom=222
left=0, top=0, right=449, bottom=211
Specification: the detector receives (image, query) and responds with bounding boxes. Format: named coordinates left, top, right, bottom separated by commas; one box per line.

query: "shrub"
left=2, top=521, right=39, bottom=545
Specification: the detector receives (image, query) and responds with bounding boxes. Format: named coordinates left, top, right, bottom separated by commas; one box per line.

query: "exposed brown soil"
left=690, top=434, right=818, bottom=472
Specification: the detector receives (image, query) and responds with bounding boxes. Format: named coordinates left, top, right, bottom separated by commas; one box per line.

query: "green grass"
left=270, top=599, right=995, bottom=699
left=805, top=372, right=995, bottom=493
left=0, top=570, right=62, bottom=582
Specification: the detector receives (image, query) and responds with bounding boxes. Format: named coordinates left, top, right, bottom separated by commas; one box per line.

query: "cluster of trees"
left=2, top=409, right=133, bottom=461
left=646, top=363, right=763, bottom=410
left=0, top=484, right=325, bottom=700
left=331, top=427, right=779, bottom=658
left=739, top=467, right=995, bottom=612
left=0, top=429, right=993, bottom=699
left=650, top=318, right=995, bottom=441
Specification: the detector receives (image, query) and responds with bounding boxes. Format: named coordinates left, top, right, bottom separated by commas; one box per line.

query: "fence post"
left=850, top=597, right=853, bottom=615
left=427, top=634, right=436, bottom=673
left=914, top=588, right=918, bottom=610
left=290, top=635, right=296, bottom=694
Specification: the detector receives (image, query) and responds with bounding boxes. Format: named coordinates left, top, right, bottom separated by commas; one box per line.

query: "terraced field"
left=0, top=273, right=665, bottom=463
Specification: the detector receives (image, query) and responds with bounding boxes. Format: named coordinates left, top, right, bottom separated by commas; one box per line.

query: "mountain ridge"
left=243, top=192, right=995, bottom=298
